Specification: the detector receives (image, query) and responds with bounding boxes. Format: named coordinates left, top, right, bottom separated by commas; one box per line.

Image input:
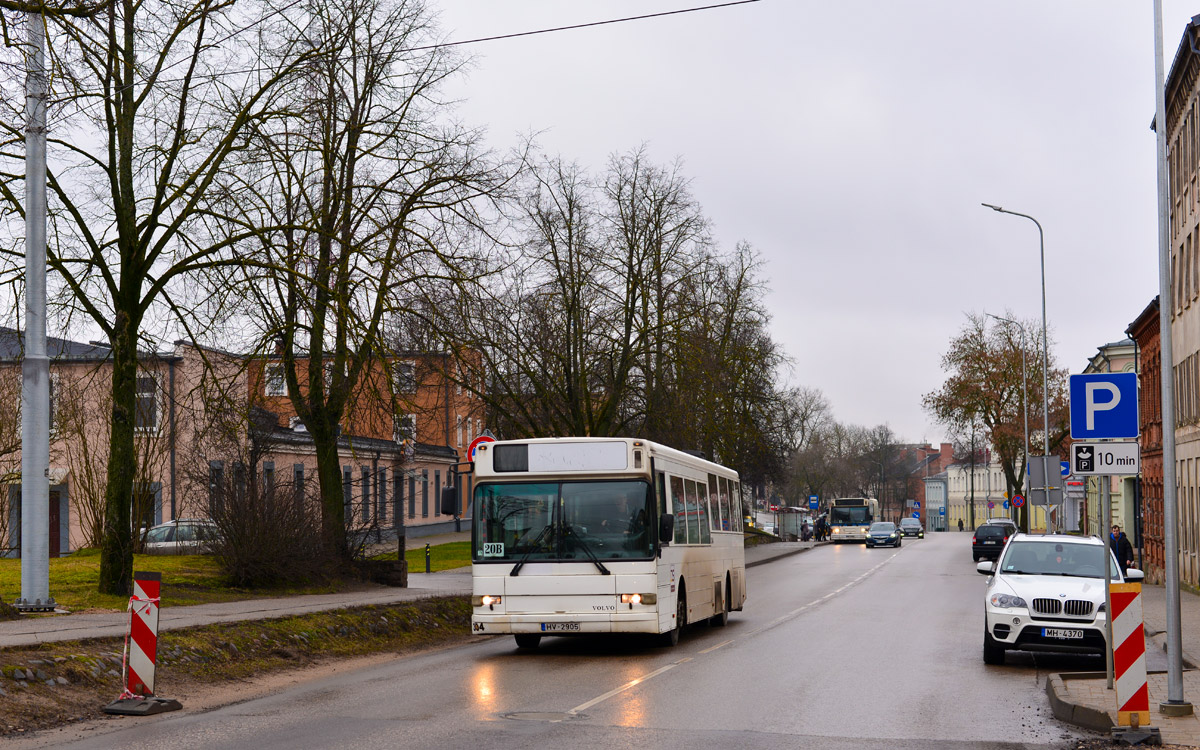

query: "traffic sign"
left=987, top=501, right=995, bottom=510
left=911, top=512, right=919, bottom=519
left=808, top=495, right=818, bottom=510
left=467, top=434, right=496, bottom=461
left=1003, top=500, right=1009, bottom=510
left=939, top=507, right=946, bottom=515
left=1071, top=441, right=1140, bottom=476
left=1069, top=373, right=1139, bottom=440
left=1012, top=495, right=1025, bottom=508
left=1061, top=461, right=1070, bottom=478
left=912, top=500, right=921, bottom=509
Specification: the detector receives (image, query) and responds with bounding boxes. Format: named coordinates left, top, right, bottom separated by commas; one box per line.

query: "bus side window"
left=717, top=476, right=730, bottom=531
left=655, top=472, right=666, bottom=520
left=708, top=474, right=721, bottom=532
left=729, top=480, right=739, bottom=532
left=670, top=475, right=687, bottom=545
left=697, top=481, right=712, bottom=544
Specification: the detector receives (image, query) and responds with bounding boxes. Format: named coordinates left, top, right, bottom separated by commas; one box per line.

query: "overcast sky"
left=432, top=1, right=1194, bottom=446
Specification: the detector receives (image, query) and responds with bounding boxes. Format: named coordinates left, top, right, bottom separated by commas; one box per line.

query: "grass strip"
left=0, top=595, right=471, bottom=736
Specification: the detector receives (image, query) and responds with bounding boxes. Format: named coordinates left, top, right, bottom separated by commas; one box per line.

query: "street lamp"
left=981, top=203, right=1056, bottom=532
left=986, top=312, right=1030, bottom=529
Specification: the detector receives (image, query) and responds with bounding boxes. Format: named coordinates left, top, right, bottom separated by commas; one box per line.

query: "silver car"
left=143, top=519, right=218, bottom=555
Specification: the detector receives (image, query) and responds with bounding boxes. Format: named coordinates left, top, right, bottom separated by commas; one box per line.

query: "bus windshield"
left=830, top=506, right=870, bottom=525
left=473, top=480, right=654, bottom=563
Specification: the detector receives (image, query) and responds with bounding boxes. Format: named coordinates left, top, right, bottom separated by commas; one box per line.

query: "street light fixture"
left=982, top=203, right=1056, bottom=532
left=986, top=312, right=1029, bottom=530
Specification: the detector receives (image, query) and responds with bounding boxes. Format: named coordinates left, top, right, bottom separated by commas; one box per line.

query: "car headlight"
left=989, top=593, right=1027, bottom=609
left=1097, top=602, right=1105, bottom=613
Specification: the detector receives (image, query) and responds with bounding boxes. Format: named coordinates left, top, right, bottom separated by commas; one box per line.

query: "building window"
left=456, top=415, right=463, bottom=448
left=394, top=361, right=417, bottom=394
left=135, top=374, right=160, bottom=431
left=264, top=364, right=286, bottom=397
left=394, top=414, right=416, bottom=443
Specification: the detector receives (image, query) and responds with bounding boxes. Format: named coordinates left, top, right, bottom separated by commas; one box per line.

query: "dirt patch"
left=0, top=595, right=472, bottom=738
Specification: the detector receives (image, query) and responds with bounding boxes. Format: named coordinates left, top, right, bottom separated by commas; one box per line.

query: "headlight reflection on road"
left=473, top=664, right=496, bottom=712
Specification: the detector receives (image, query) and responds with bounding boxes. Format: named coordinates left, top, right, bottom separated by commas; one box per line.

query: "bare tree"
left=0, top=0, right=312, bottom=593
left=212, top=0, right=500, bottom=560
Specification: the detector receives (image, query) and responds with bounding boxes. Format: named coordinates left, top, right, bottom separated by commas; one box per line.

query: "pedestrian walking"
left=1110, top=524, right=1135, bottom=575
left=958, top=518, right=964, bottom=532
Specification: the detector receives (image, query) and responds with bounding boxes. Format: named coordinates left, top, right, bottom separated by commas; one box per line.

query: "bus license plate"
left=1042, top=628, right=1084, bottom=640
left=541, top=623, right=580, bottom=632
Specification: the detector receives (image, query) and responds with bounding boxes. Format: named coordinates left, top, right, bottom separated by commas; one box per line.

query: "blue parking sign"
left=1069, top=373, right=1138, bottom=440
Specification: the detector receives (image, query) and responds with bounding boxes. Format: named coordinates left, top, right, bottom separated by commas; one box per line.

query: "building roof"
left=0, top=326, right=114, bottom=361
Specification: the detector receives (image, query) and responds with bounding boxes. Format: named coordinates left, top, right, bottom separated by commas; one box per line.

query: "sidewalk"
left=0, top=537, right=818, bottom=649
left=1047, top=582, right=1200, bottom=745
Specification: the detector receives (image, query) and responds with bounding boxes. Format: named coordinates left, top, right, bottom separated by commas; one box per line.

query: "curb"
left=1046, top=672, right=1114, bottom=733
left=747, top=542, right=826, bottom=568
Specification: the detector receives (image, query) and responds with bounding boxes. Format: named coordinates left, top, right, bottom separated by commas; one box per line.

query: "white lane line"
left=699, top=639, right=734, bottom=654
left=567, top=661, right=681, bottom=715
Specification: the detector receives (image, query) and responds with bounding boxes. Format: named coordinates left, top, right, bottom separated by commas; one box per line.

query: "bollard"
left=103, top=571, right=182, bottom=716
left=425, top=543, right=431, bottom=573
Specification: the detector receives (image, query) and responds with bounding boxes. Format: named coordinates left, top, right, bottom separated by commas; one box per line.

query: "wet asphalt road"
left=16, top=533, right=1102, bottom=749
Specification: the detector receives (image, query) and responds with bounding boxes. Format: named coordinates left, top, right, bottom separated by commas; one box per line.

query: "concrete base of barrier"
left=1111, top=725, right=1162, bottom=745
left=103, top=696, right=183, bottom=716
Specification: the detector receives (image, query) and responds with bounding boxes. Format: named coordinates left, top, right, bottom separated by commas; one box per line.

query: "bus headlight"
left=473, top=595, right=502, bottom=610
left=620, top=593, right=656, bottom=607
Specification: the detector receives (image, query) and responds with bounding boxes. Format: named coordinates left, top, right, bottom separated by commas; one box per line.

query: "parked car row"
left=973, top=523, right=1143, bottom=666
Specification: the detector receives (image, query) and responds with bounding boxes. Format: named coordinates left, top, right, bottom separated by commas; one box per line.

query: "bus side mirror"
left=658, top=514, right=674, bottom=543
left=440, top=485, right=459, bottom=516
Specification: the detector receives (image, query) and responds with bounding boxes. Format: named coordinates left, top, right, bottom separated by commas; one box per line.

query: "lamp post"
left=987, top=312, right=1030, bottom=530
left=982, top=203, right=1055, bottom=532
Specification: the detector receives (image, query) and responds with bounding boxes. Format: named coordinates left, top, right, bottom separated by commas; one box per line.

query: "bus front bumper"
left=472, top=612, right=661, bottom=635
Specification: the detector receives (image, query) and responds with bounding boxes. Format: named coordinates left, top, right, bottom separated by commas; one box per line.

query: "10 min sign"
left=1070, top=442, right=1140, bottom=476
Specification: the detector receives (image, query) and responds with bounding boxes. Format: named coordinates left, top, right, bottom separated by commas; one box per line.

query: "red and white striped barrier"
left=125, top=571, right=161, bottom=697
left=1110, top=582, right=1150, bottom=727
left=103, top=571, right=181, bottom=716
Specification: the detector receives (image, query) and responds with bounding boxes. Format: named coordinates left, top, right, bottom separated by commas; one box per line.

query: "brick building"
left=1129, top=297, right=1164, bottom=583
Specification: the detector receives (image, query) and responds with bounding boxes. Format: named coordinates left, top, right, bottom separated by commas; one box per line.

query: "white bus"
left=456, top=438, right=747, bottom=648
left=827, top=497, right=878, bottom=542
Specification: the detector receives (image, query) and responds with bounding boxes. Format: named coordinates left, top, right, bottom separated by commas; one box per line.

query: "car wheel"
left=983, top=624, right=1005, bottom=665
left=514, top=634, right=541, bottom=649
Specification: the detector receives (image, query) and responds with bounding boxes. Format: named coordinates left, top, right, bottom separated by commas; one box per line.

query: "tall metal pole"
left=982, top=204, right=1054, bottom=532
left=987, top=313, right=1030, bottom=530
left=1153, top=0, right=1191, bottom=715
left=16, top=10, right=54, bottom=612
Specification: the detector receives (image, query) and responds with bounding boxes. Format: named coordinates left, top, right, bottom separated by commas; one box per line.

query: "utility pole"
left=969, top=423, right=976, bottom=531
left=16, top=9, right=54, bottom=612
left=1153, top=0, right=1192, bottom=716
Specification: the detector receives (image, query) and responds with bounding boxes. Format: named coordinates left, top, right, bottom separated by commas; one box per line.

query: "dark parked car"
left=865, top=521, right=901, bottom=548
left=898, top=518, right=924, bottom=538
left=972, top=523, right=1012, bottom=562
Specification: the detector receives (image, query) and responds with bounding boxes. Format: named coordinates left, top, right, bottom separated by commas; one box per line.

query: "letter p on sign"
left=1069, top=373, right=1139, bottom=440
left=1084, top=381, right=1121, bottom=430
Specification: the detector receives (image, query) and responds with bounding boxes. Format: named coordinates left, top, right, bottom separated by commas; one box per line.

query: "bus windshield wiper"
left=510, top=524, right=553, bottom=577
left=566, top=525, right=611, bottom=575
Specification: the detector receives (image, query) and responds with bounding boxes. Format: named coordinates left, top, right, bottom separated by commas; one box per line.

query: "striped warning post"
left=102, top=571, right=181, bottom=716
left=126, top=571, right=161, bottom=696
left=1110, top=582, right=1150, bottom=727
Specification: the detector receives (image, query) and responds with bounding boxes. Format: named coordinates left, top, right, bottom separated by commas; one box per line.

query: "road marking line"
left=567, top=662, right=679, bottom=715
left=699, top=640, right=733, bottom=654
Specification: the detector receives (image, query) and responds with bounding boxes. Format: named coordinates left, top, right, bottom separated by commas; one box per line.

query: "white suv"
left=978, top=533, right=1143, bottom=665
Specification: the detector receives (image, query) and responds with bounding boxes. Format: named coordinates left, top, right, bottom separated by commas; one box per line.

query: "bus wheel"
left=514, top=634, right=541, bottom=650
left=711, top=577, right=731, bottom=627
left=660, top=588, right=686, bottom=647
